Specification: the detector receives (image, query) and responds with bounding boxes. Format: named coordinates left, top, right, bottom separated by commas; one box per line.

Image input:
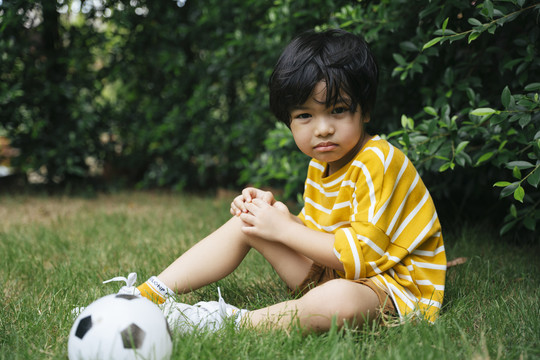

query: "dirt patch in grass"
left=0, top=191, right=231, bottom=231
left=0, top=196, right=87, bottom=229
left=0, top=192, right=177, bottom=229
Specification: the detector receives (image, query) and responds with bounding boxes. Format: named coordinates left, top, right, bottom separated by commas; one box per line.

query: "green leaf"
left=518, top=114, right=531, bottom=128
left=392, top=53, right=407, bottom=66
left=499, top=219, right=517, bottom=236
left=399, top=41, right=418, bottom=52
left=514, top=186, right=525, bottom=202
left=455, top=152, right=471, bottom=167
left=490, top=113, right=508, bottom=125
left=506, top=161, right=534, bottom=170
left=424, top=106, right=438, bottom=116
left=455, top=141, right=469, bottom=154
left=493, top=181, right=511, bottom=187
left=500, top=182, right=519, bottom=198
left=439, top=162, right=453, bottom=172
left=468, top=18, right=483, bottom=26
left=470, top=107, right=498, bottom=116
left=503, top=58, right=524, bottom=70
left=510, top=204, right=517, bottom=218
left=501, top=86, right=511, bottom=108
left=400, top=71, right=408, bottom=81
left=527, top=167, right=540, bottom=187
left=386, top=130, right=404, bottom=139
left=512, top=166, right=522, bottom=180
left=468, top=31, right=482, bottom=43
left=448, top=34, right=467, bottom=43
left=400, top=115, right=414, bottom=129
left=401, top=114, right=408, bottom=128
left=476, top=152, right=494, bottom=165
left=484, top=0, right=494, bottom=18
left=434, top=29, right=457, bottom=36
left=524, top=82, right=540, bottom=91
left=407, top=117, right=414, bottom=129
left=422, top=37, right=443, bottom=51
left=442, top=17, right=449, bottom=33
left=466, top=88, right=475, bottom=102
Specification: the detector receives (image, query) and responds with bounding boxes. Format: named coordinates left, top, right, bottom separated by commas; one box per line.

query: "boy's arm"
left=240, top=199, right=344, bottom=271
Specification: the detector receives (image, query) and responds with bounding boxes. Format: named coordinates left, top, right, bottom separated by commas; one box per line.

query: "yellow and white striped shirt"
left=298, top=135, right=446, bottom=322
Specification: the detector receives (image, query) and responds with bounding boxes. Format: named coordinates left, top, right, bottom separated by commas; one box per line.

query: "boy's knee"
left=303, top=279, right=379, bottom=322
left=226, top=216, right=262, bottom=248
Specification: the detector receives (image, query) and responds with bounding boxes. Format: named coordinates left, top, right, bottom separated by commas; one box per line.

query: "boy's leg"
left=157, top=215, right=314, bottom=294
left=247, top=279, right=380, bottom=331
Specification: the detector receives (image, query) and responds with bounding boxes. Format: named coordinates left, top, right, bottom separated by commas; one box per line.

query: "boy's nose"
left=314, top=117, right=335, bottom=137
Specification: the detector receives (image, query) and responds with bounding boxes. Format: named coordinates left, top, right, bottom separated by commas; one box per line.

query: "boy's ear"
left=362, top=114, right=371, bottom=123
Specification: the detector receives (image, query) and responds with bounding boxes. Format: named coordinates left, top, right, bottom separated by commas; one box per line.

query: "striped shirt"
left=298, top=136, right=446, bottom=322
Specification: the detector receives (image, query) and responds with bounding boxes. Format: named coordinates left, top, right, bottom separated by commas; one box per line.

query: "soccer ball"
left=68, top=294, right=173, bottom=360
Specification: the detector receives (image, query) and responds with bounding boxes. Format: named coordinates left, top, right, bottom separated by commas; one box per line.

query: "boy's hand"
left=239, top=198, right=292, bottom=242
left=230, top=187, right=275, bottom=216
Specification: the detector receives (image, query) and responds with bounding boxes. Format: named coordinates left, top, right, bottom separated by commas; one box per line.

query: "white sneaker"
left=163, top=288, right=248, bottom=333
left=74, top=273, right=248, bottom=333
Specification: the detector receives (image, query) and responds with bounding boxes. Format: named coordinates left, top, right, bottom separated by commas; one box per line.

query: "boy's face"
left=289, top=81, right=370, bottom=176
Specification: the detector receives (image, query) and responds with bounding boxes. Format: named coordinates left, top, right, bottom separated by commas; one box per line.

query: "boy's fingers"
left=273, top=201, right=288, bottom=212
left=242, top=188, right=253, bottom=202
left=251, top=198, right=268, bottom=207
left=245, top=200, right=267, bottom=215
left=232, top=195, right=248, bottom=213
left=239, top=212, right=254, bottom=225
left=230, top=205, right=242, bottom=216
left=262, top=191, right=274, bottom=204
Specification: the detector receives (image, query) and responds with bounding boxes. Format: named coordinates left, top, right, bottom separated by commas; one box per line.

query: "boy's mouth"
left=314, top=142, right=337, bottom=152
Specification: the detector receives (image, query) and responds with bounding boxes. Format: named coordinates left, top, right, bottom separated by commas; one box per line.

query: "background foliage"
left=0, top=0, right=538, bottom=237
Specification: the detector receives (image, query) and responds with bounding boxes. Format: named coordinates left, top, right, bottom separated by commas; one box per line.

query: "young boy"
left=108, top=29, right=446, bottom=332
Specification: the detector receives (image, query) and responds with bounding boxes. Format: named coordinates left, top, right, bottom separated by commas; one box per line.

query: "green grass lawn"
left=0, top=191, right=538, bottom=359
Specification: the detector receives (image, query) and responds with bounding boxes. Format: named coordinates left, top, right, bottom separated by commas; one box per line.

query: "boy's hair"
left=269, top=29, right=378, bottom=126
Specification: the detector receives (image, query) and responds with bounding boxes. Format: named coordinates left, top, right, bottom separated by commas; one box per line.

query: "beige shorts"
left=290, top=262, right=397, bottom=317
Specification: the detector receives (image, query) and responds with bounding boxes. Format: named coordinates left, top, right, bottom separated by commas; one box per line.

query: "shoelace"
left=217, top=287, right=227, bottom=317
left=193, top=287, right=229, bottom=317
left=102, top=272, right=138, bottom=287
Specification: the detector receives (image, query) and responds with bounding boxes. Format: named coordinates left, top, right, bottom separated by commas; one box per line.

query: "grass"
left=0, top=191, right=538, bottom=359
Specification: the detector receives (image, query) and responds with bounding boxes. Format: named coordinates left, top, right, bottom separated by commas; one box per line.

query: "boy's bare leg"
left=247, top=279, right=380, bottom=331
left=158, top=216, right=313, bottom=293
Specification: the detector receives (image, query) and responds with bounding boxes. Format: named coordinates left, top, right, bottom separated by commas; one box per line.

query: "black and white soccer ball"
left=68, top=294, right=172, bottom=360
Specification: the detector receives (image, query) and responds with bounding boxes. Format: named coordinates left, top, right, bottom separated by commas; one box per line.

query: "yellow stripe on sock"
left=137, top=282, right=166, bottom=304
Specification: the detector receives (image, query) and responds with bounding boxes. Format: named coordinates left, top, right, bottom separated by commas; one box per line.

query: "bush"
left=1, top=0, right=537, bottom=236
left=244, top=0, right=539, bottom=237
left=384, top=0, right=540, bottom=236
left=0, top=0, right=109, bottom=184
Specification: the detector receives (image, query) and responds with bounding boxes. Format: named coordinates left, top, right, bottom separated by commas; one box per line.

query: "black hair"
left=269, top=29, right=378, bottom=126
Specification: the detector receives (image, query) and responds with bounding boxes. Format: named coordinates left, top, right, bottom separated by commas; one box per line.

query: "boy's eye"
left=295, top=113, right=311, bottom=119
left=332, top=107, right=349, bottom=115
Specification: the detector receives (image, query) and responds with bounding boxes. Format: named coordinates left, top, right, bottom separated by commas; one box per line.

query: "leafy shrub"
left=0, top=0, right=109, bottom=183
left=385, top=0, right=540, bottom=235
left=245, top=0, right=539, bottom=237
left=1, top=0, right=537, bottom=236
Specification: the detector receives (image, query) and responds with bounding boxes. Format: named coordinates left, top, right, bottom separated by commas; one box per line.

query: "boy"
left=108, top=29, right=446, bottom=332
